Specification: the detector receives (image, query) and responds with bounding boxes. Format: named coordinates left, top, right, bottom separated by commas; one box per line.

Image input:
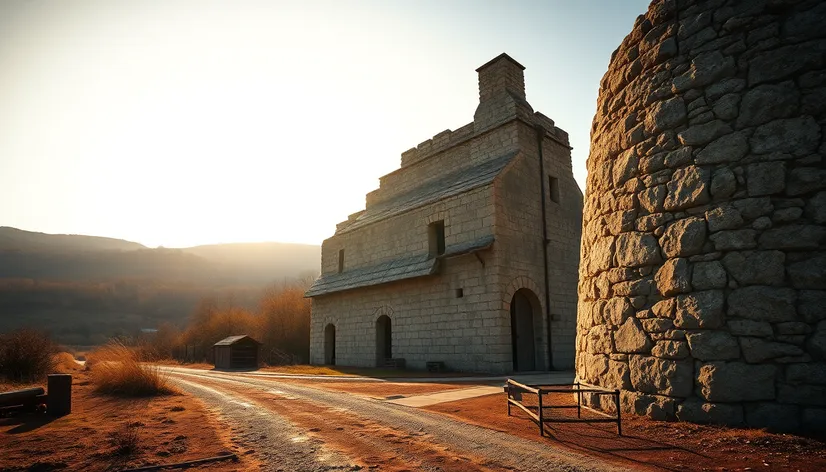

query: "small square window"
left=338, top=249, right=344, bottom=273
left=428, top=220, right=445, bottom=257
left=549, top=176, right=560, bottom=203
left=455, top=288, right=464, bottom=298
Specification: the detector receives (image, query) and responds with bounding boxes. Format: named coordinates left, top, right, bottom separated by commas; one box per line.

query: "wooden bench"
left=0, top=374, right=72, bottom=417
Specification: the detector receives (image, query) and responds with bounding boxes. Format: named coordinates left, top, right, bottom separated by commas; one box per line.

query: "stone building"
left=576, top=0, right=826, bottom=430
left=306, top=54, right=583, bottom=373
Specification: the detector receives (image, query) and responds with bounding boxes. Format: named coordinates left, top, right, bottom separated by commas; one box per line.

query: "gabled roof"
left=213, top=335, right=261, bottom=346
left=338, top=150, right=518, bottom=233
left=305, top=234, right=495, bottom=297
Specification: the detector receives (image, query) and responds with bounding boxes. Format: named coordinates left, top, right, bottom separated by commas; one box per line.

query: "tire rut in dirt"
left=173, top=377, right=356, bottom=472
left=168, top=369, right=623, bottom=472
left=177, top=376, right=503, bottom=472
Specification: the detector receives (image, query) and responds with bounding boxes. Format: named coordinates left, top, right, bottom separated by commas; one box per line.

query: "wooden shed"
left=213, top=335, right=261, bottom=370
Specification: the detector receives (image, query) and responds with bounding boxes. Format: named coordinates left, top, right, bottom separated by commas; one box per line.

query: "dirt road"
left=164, top=367, right=625, bottom=472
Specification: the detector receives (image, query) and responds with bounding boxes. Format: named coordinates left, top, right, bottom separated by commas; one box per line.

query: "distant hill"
left=0, top=226, right=147, bottom=252
left=0, top=227, right=320, bottom=284
left=0, top=226, right=321, bottom=345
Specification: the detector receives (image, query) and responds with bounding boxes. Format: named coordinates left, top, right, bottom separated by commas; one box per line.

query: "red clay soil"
left=277, top=379, right=473, bottom=399
left=0, top=371, right=255, bottom=472
left=425, top=393, right=826, bottom=472
left=189, top=377, right=506, bottom=472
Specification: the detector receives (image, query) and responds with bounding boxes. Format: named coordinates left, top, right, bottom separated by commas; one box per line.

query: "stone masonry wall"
left=310, top=54, right=584, bottom=373
left=576, top=0, right=826, bottom=431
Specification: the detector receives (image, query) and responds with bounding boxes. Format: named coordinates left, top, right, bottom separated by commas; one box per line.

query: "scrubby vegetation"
left=88, top=342, right=175, bottom=396
left=133, top=280, right=312, bottom=365
left=0, top=328, right=57, bottom=382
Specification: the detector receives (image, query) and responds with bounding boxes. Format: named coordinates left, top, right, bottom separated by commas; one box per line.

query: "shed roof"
left=338, top=150, right=518, bottom=233
left=305, top=234, right=494, bottom=297
left=213, top=335, right=261, bottom=346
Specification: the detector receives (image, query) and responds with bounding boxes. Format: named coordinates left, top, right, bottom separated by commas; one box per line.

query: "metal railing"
left=506, top=379, right=622, bottom=436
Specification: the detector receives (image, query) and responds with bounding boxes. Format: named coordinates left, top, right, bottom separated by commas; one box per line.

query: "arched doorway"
left=510, top=288, right=540, bottom=371
left=324, top=324, right=336, bottom=365
left=376, top=315, right=392, bottom=366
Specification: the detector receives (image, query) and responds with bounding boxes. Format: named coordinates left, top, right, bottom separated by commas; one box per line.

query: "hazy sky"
left=0, top=0, right=650, bottom=247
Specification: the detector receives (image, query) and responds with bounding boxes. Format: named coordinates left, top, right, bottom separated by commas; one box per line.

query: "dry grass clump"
left=89, top=342, right=176, bottom=397
left=0, top=328, right=57, bottom=382
left=110, top=422, right=142, bottom=456
left=53, top=352, right=83, bottom=373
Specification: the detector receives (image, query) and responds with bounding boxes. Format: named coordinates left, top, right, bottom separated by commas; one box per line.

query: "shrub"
left=0, top=328, right=57, bottom=382
left=110, top=422, right=141, bottom=455
left=89, top=342, right=175, bottom=396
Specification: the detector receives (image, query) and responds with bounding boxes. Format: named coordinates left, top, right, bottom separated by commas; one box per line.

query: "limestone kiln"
left=576, top=0, right=826, bottom=430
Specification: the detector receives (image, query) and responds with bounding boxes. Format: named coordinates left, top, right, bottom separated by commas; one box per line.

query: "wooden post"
left=614, top=389, right=622, bottom=436
left=47, top=374, right=72, bottom=416
left=576, top=381, right=581, bottom=419
left=537, top=389, right=544, bottom=437
left=506, top=381, right=511, bottom=417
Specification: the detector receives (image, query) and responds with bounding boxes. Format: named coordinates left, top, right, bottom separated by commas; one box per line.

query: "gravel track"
left=173, top=377, right=356, bottom=471
left=166, top=367, right=624, bottom=472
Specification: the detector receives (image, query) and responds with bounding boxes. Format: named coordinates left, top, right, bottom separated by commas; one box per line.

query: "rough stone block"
left=786, top=168, right=826, bottom=197
left=660, top=217, right=707, bottom=258
left=727, top=319, right=772, bottom=337
left=616, top=232, right=663, bottom=268
left=799, top=291, right=826, bottom=323
left=655, top=258, right=692, bottom=296
left=687, top=331, right=740, bottom=361
left=630, top=355, right=693, bottom=397
left=691, top=261, right=727, bottom=290
left=777, top=384, right=826, bottom=406
left=721, top=250, right=785, bottom=286
left=740, top=337, right=803, bottom=363
left=677, top=120, right=733, bottom=146
left=728, top=286, right=797, bottom=323
left=695, top=131, right=748, bottom=164
left=709, top=229, right=757, bottom=251
left=676, top=399, right=744, bottom=425
left=710, top=167, right=737, bottom=199
left=746, top=161, right=786, bottom=196
left=674, top=290, right=725, bottom=329
left=614, top=318, right=653, bottom=354
left=587, top=325, right=614, bottom=354
left=673, top=50, right=735, bottom=92
left=697, top=362, right=777, bottom=402
left=604, top=297, right=634, bottom=326
left=646, top=96, right=687, bottom=134
left=759, top=225, right=826, bottom=250
left=651, top=340, right=689, bottom=359
left=736, top=82, right=800, bottom=129
left=745, top=403, right=800, bottom=431
left=705, top=204, right=743, bottom=232
left=750, top=116, right=820, bottom=155
left=664, top=166, right=711, bottom=210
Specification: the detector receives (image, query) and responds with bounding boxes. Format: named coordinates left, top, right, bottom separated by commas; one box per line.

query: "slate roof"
left=213, top=335, right=261, bottom=346
left=338, top=151, right=518, bottom=233
left=305, top=235, right=495, bottom=297
left=305, top=254, right=438, bottom=297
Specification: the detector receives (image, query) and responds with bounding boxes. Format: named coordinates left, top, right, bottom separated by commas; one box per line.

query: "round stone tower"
left=576, top=0, right=826, bottom=431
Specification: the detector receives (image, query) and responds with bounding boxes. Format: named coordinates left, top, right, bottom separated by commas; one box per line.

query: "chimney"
left=473, top=53, right=533, bottom=132
left=476, top=53, right=526, bottom=102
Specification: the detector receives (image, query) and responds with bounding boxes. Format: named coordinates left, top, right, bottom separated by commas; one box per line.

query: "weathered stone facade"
left=576, top=0, right=826, bottom=430
left=307, top=54, right=583, bottom=373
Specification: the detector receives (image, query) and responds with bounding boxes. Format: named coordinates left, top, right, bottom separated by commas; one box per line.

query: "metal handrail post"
left=576, top=381, right=581, bottom=419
